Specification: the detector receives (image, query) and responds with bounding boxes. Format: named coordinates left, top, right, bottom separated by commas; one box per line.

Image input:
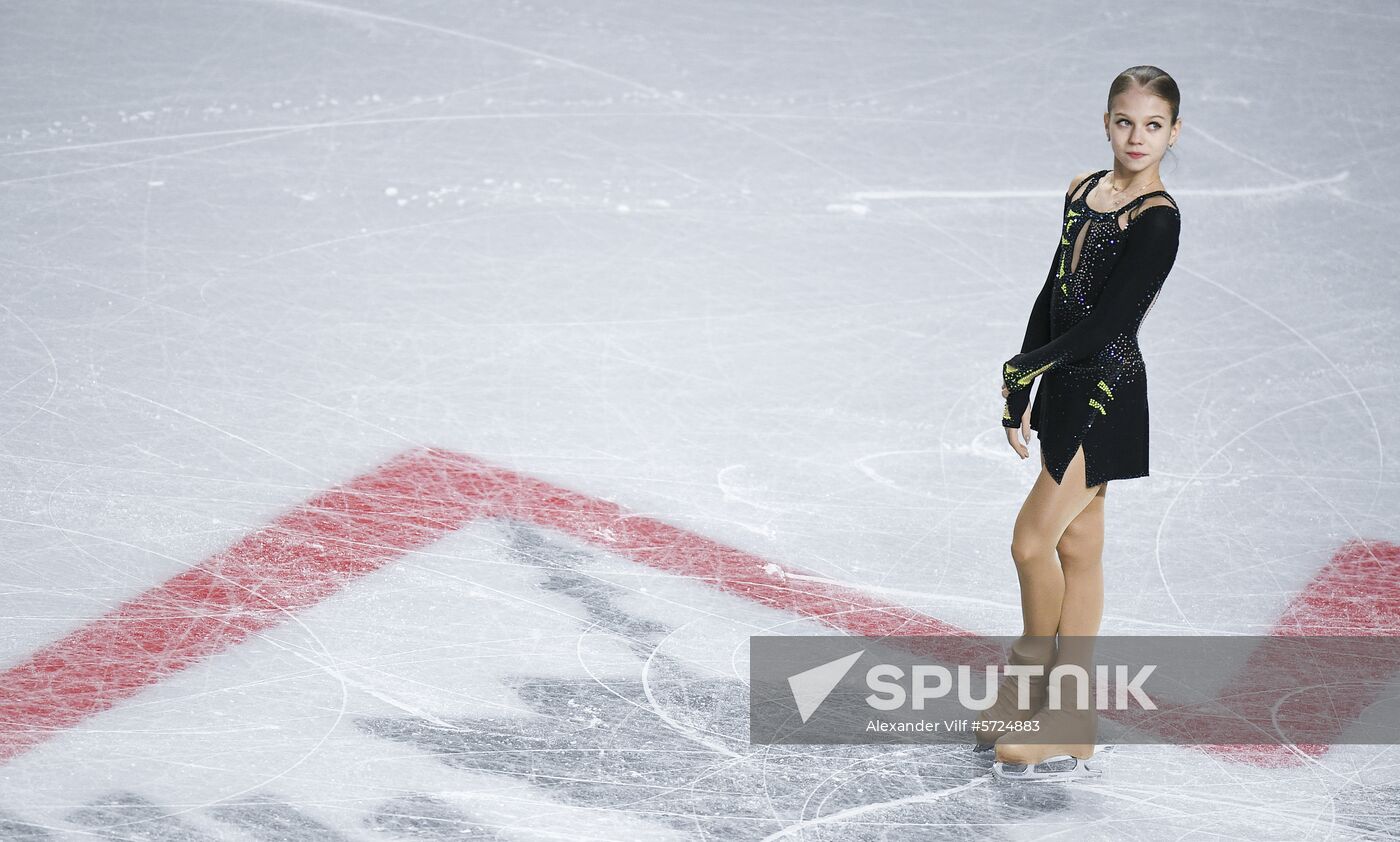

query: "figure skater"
left=979, top=65, right=1183, bottom=782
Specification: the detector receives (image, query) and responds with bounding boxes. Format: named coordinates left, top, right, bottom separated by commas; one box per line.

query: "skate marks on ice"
left=221, top=795, right=497, bottom=841
left=11, top=789, right=504, bottom=840
left=67, top=792, right=359, bottom=841
left=1330, top=781, right=1400, bottom=840
left=18, top=799, right=355, bottom=842
left=0, top=808, right=55, bottom=840
left=68, top=794, right=220, bottom=840
left=366, top=795, right=507, bottom=840
left=206, top=794, right=352, bottom=840
left=359, top=522, right=1045, bottom=840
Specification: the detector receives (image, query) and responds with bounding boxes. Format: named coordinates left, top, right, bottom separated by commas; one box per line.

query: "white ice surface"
left=1, top=0, right=1398, bottom=838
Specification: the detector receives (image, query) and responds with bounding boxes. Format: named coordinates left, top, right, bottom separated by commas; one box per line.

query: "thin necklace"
left=1105, top=173, right=1162, bottom=208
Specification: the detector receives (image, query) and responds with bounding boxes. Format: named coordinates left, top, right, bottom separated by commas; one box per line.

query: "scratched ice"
left=2, top=0, right=1399, bottom=839
left=361, top=524, right=1020, bottom=841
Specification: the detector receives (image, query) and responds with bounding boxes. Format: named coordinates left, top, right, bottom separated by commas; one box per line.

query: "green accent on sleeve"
left=1014, top=360, right=1055, bottom=386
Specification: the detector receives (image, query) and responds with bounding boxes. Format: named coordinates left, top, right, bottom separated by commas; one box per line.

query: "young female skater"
left=978, top=66, right=1183, bottom=782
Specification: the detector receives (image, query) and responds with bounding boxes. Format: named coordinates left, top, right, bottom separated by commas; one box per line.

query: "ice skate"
left=992, top=698, right=1101, bottom=781
left=971, top=636, right=1056, bottom=753
left=992, top=753, right=1103, bottom=782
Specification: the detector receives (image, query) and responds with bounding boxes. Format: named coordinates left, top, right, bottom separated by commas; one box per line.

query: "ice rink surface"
left=2, top=0, right=1398, bottom=838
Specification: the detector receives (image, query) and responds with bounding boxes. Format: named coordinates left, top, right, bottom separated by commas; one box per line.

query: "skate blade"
left=992, top=755, right=1102, bottom=782
left=978, top=742, right=1110, bottom=759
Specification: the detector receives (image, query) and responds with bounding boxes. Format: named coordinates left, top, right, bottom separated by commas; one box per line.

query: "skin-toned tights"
left=995, top=443, right=1105, bottom=764
left=1013, top=443, right=1106, bottom=641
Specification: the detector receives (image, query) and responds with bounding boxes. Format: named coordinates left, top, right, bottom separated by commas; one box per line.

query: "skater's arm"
left=1001, top=173, right=1086, bottom=428
left=1001, top=245, right=1058, bottom=427
left=1002, top=203, right=1180, bottom=396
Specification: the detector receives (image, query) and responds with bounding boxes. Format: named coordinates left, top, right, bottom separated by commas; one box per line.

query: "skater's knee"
left=1009, top=535, right=1053, bottom=567
left=1056, top=537, right=1104, bottom=572
left=1056, top=506, right=1104, bottom=567
left=1055, top=521, right=1091, bottom=553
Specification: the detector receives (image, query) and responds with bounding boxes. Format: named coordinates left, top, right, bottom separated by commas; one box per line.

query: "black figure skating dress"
left=1001, top=169, right=1181, bottom=487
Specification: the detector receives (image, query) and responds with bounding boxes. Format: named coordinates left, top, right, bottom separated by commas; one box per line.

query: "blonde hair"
left=1108, top=66, right=1181, bottom=125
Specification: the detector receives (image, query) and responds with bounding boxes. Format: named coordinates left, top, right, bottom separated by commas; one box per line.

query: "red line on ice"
left=0, top=447, right=1394, bottom=766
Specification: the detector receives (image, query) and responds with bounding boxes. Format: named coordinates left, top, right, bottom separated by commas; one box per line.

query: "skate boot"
left=992, top=704, right=1101, bottom=780
left=993, top=635, right=1103, bottom=781
left=972, top=635, right=1056, bottom=753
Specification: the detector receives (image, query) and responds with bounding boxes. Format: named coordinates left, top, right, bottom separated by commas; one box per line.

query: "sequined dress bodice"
left=999, top=169, right=1182, bottom=487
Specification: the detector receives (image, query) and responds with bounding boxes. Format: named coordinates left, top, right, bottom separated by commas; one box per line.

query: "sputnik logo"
left=787, top=650, right=865, bottom=722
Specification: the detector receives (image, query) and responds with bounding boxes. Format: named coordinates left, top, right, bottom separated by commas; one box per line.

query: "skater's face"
left=1103, top=87, right=1180, bottom=173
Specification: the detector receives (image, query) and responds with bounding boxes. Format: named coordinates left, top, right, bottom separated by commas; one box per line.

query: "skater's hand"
left=1003, top=385, right=1032, bottom=459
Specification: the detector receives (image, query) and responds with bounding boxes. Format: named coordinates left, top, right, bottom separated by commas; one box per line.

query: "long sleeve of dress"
left=1002, top=205, right=1180, bottom=399
left=1001, top=246, right=1058, bottom=428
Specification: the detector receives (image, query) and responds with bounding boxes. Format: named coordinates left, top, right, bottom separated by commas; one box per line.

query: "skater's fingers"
left=1005, top=427, right=1028, bottom=459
